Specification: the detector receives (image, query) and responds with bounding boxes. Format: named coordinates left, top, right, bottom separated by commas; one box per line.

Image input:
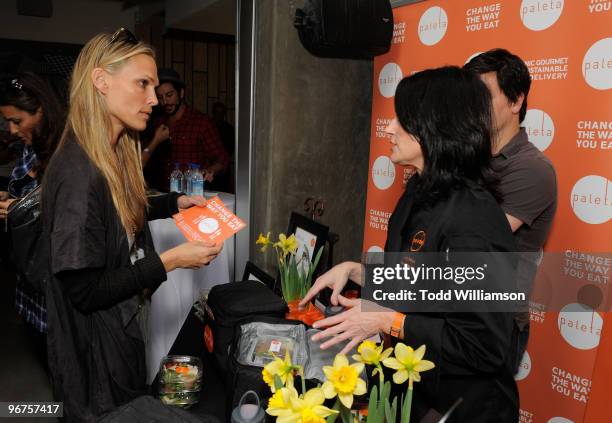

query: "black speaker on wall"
left=17, top=0, right=53, bottom=18
left=294, top=0, right=393, bottom=60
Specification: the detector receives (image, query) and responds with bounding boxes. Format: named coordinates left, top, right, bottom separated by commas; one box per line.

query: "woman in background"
left=0, top=72, right=66, bottom=364
left=301, top=67, right=519, bottom=422
left=42, top=29, right=222, bottom=421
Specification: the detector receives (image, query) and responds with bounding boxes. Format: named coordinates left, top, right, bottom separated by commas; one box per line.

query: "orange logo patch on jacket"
left=410, top=230, right=426, bottom=252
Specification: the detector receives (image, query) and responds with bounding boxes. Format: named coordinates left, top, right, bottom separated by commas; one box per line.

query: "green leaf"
left=340, top=406, right=352, bottom=423
left=400, top=388, right=413, bottom=423
left=367, top=385, right=378, bottom=423
left=384, top=396, right=397, bottom=423
left=327, top=399, right=341, bottom=423
left=273, top=374, right=284, bottom=391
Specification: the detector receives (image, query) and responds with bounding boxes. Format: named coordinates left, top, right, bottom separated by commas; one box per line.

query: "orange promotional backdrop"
left=363, top=1, right=611, bottom=421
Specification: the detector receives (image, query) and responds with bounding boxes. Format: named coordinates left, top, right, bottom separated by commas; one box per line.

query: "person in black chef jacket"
left=41, top=29, right=223, bottom=421
left=301, top=66, right=519, bottom=422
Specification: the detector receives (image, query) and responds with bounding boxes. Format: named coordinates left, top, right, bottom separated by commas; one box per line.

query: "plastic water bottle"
left=169, top=162, right=183, bottom=193
left=184, top=163, right=193, bottom=195
left=192, top=164, right=204, bottom=196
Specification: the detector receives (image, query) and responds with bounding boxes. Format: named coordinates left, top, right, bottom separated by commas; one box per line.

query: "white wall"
left=0, top=0, right=137, bottom=45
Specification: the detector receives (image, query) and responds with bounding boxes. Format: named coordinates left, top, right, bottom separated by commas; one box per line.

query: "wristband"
left=389, top=312, right=405, bottom=338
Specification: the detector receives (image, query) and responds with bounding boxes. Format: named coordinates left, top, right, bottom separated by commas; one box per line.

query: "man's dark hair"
left=464, top=48, right=531, bottom=122
left=159, top=80, right=183, bottom=95
left=0, top=72, right=66, bottom=176
left=395, top=66, right=497, bottom=206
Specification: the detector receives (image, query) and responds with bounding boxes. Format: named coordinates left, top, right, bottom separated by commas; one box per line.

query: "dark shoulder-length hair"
left=0, top=72, right=66, bottom=177
left=394, top=66, right=497, bottom=207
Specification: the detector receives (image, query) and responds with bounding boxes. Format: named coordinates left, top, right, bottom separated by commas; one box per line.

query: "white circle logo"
left=558, top=303, right=603, bottom=350
left=465, top=51, right=484, bottom=65
left=372, top=156, right=396, bottom=190
left=514, top=351, right=531, bottom=381
left=570, top=175, right=611, bottom=225
left=520, top=0, right=564, bottom=31
left=523, top=109, right=555, bottom=151
left=378, top=63, right=403, bottom=98
left=418, top=6, right=448, bottom=46
left=582, top=38, right=612, bottom=90
left=548, top=418, right=574, bottom=423
left=366, top=245, right=385, bottom=264
left=198, top=217, right=219, bottom=234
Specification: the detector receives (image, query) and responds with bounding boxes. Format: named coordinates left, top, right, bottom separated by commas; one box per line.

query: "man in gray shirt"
left=465, top=49, right=558, bottom=369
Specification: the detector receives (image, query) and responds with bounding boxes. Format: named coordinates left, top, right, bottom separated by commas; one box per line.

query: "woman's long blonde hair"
left=62, top=32, right=153, bottom=234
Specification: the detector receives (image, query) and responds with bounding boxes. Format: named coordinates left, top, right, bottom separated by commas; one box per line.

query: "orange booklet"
left=172, top=196, right=246, bottom=243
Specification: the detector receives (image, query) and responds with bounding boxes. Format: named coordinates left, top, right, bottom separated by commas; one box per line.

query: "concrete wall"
left=251, top=0, right=372, bottom=273
left=0, top=0, right=136, bottom=45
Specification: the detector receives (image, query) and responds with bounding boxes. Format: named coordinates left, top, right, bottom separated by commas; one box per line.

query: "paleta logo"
left=520, top=0, right=564, bottom=31
left=523, top=109, right=555, bottom=151
left=514, top=350, right=531, bottom=381
left=378, top=63, right=403, bottom=98
left=557, top=303, right=602, bottom=350
left=418, top=6, right=448, bottom=46
left=547, top=418, right=574, bottom=423
left=582, top=38, right=612, bottom=90
left=570, top=175, right=611, bottom=225
left=371, top=155, right=396, bottom=190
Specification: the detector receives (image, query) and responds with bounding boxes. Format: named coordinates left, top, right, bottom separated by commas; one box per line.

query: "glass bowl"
left=158, top=355, right=203, bottom=408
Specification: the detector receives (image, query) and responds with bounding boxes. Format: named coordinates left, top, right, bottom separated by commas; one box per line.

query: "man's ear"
left=510, top=93, right=525, bottom=115
left=92, top=68, right=109, bottom=95
left=179, top=88, right=185, bottom=99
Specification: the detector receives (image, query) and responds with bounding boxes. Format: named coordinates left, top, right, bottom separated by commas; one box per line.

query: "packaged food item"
left=158, top=355, right=203, bottom=408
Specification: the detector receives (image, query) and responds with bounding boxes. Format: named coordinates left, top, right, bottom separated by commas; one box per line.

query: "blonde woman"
left=41, top=29, right=221, bottom=420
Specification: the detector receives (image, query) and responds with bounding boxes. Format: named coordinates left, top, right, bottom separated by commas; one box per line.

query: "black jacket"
left=42, top=136, right=180, bottom=422
left=385, top=176, right=519, bottom=422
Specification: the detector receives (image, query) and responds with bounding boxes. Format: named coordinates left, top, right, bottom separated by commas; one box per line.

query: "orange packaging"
left=172, top=196, right=246, bottom=243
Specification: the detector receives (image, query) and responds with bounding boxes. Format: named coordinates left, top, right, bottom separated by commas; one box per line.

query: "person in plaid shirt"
left=142, top=68, right=229, bottom=190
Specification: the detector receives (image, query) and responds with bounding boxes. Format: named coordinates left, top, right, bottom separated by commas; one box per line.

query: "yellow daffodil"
left=274, top=233, right=299, bottom=257
left=321, top=354, right=367, bottom=409
left=266, top=385, right=298, bottom=420
left=284, top=387, right=338, bottom=423
left=382, top=343, right=435, bottom=389
left=262, top=353, right=294, bottom=392
left=256, top=232, right=271, bottom=252
left=352, top=340, right=393, bottom=367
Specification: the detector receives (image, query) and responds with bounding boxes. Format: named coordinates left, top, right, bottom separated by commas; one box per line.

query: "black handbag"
left=7, top=185, right=48, bottom=294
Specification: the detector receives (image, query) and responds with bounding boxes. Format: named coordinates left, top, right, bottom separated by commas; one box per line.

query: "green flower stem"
left=401, top=386, right=413, bottom=423
left=300, top=368, right=306, bottom=397
left=375, top=364, right=384, bottom=393
left=326, top=399, right=342, bottom=423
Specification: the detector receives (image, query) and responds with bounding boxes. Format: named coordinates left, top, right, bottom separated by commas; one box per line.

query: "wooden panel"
left=193, top=41, right=207, bottom=71
left=208, top=43, right=219, bottom=103
left=173, top=63, right=185, bottom=84
left=184, top=41, right=194, bottom=106
left=164, top=39, right=172, bottom=68
left=193, top=72, right=207, bottom=113
left=172, top=39, right=184, bottom=62
left=219, top=44, right=227, bottom=96
left=227, top=44, right=235, bottom=107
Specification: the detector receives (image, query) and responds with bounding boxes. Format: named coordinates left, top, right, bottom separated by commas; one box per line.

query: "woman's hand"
left=0, top=198, right=16, bottom=218
left=299, top=261, right=361, bottom=308
left=177, top=195, right=206, bottom=210
left=310, top=296, right=396, bottom=355
left=160, top=240, right=223, bottom=272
